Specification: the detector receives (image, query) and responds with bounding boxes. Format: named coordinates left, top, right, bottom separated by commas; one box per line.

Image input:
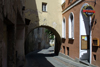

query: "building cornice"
left=62, top=0, right=83, bottom=14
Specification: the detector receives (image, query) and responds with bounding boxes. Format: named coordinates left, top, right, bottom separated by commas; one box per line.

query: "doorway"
left=79, top=3, right=91, bottom=63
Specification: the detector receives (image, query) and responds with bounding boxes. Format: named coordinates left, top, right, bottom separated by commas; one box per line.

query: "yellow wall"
left=25, top=0, right=62, bottom=37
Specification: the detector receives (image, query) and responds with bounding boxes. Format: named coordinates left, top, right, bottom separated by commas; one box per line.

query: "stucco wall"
left=24, top=0, right=62, bottom=37
left=0, top=0, right=25, bottom=67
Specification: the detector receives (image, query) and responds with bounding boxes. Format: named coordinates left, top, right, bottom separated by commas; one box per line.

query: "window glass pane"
left=42, top=3, right=47, bottom=12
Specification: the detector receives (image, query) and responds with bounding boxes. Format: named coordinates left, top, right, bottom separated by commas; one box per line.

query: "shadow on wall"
left=82, top=9, right=90, bottom=36
left=24, top=0, right=40, bottom=55
left=80, top=50, right=90, bottom=62
left=24, top=0, right=39, bottom=36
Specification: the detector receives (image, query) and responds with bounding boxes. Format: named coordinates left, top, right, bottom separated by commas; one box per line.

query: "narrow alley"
left=0, top=0, right=100, bottom=67
left=25, top=46, right=88, bottom=67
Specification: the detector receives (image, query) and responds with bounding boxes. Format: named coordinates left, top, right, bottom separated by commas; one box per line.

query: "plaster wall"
left=24, top=0, right=62, bottom=37
left=2, top=24, right=7, bottom=67
left=0, top=0, right=25, bottom=67
left=16, top=26, right=25, bottom=67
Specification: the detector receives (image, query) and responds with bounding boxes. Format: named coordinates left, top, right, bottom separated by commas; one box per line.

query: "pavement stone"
left=25, top=46, right=90, bottom=67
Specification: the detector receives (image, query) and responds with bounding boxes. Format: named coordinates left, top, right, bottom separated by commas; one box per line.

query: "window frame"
left=42, top=3, right=47, bottom=12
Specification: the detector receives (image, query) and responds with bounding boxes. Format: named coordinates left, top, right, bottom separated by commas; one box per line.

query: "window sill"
left=62, top=37, right=66, bottom=39
left=68, top=37, right=74, bottom=40
left=42, top=11, right=47, bottom=12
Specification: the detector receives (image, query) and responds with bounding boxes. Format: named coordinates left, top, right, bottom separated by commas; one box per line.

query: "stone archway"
left=25, top=25, right=62, bottom=55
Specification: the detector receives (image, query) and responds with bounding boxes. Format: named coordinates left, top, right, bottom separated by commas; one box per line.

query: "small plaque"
left=93, top=38, right=99, bottom=46
left=81, top=35, right=89, bottom=50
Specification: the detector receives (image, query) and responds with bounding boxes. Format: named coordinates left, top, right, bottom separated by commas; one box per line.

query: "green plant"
left=45, top=29, right=54, bottom=39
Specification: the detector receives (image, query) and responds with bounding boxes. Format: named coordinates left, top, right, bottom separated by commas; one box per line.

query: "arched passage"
left=25, top=25, right=62, bottom=55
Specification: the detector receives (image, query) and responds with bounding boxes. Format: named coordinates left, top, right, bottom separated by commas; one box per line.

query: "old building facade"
left=24, top=0, right=62, bottom=55
left=0, top=0, right=26, bottom=67
left=24, top=0, right=62, bottom=36
left=0, top=0, right=63, bottom=67
left=61, top=0, right=100, bottom=67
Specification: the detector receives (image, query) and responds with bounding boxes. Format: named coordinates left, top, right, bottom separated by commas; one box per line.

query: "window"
left=93, top=54, right=96, bottom=61
left=63, top=46, right=65, bottom=54
left=67, top=47, right=69, bottom=56
left=42, top=3, right=47, bottom=12
left=69, top=13, right=74, bottom=39
left=62, top=18, right=66, bottom=38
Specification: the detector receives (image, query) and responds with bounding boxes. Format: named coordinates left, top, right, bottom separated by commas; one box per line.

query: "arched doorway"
left=25, top=25, right=62, bottom=55
left=79, top=3, right=91, bottom=63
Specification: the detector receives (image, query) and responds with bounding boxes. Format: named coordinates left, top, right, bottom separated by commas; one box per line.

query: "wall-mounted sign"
left=81, top=35, right=89, bottom=50
left=83, top=5, right=95, bottom=17
left=93, top=38, right=99, bottom=46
